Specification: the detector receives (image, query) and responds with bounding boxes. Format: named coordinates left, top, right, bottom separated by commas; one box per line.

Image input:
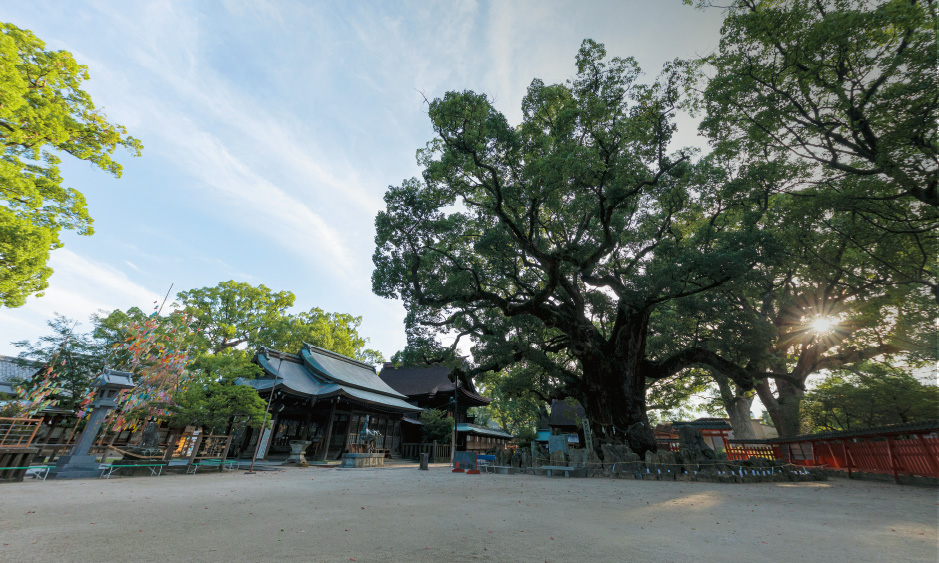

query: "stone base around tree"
left=340, top=453, right=385, bottom=468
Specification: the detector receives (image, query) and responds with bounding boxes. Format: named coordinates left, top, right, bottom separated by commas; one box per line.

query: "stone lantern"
left=50, top=369, right=136, bottom=479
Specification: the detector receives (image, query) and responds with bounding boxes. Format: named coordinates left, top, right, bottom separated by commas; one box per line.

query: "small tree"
left=11, top=314, right=107, bottom=415
left=801, top=362, right=938, bottom=433
left=169, top=353, right=268, bottom=433
left=419, top=408, right=453, bottom=443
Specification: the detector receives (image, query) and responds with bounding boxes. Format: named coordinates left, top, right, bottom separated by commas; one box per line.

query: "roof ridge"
left=259, top=346, right=302, bottom=363
left=303, top=343, right=375, bottom=372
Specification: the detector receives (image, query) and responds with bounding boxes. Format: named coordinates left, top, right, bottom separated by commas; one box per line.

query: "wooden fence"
left=725, top=441, right=780, bottom=461
left=773, top=429, right=939, bottom=482
left=400, top=442, right=451, bottom=463
left=659, top=422, right=939, bottom=483
left=0, top=417, right=42, bottom=448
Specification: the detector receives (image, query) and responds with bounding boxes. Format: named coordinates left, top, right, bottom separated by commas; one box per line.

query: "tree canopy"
left=0, top=23, right=142, bottom=307
left=801, top=361, right=938, bottom=433
left=699, top=0, right=938, bottom=207
left=175, top=281, right=383, bottom=363
left=373, top=40, right=777, bottom=455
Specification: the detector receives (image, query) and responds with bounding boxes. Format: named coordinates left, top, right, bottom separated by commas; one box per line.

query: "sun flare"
left=810, top=317, right=835, bottom=334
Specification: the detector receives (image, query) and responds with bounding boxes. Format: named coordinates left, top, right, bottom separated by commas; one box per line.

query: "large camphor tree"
left=0, top=23, right=142, bottom=307
left=372, top=41, right=779, bottom=456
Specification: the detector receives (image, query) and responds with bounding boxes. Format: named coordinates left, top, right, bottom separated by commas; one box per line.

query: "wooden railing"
left=771, top=423, right=939, bottom=483
left=0, top=417, right=42, bottom=448
left=726, top=441, right=781, bottom=461
left=400, top=442, right=451, bottom=463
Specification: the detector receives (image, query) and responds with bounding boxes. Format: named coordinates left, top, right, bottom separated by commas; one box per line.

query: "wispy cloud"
left=0, top=249, right=164, bottom=348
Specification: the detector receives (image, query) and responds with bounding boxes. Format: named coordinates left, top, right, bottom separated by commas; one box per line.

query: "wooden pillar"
left=343, top=410, right=357, bottom=454
left=840, top=440, right=853, bottom=478
left=885, top=436, right=901, bottom=484
left=915, top=433, right=938, bottom=478
left=823, top=441, right=839, bottom=469
left=317, top=400, right=337, bottom=462
left=186, top=432, right=204, bottom=465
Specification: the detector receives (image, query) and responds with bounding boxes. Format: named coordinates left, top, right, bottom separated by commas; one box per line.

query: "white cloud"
left=0, top=249, right=164, bottom=350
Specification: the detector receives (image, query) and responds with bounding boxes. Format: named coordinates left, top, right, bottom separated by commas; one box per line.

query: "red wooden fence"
left=657, top=421, right=938, bottom=483
left=771, top=423, right=938, bottom=483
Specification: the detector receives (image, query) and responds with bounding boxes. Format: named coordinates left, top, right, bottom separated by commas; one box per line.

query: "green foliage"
left=12, top=314, right=107, bottom=413
left=515, top=427, right=537, bottom=448
left=373, top=39, right=773, bottom=452
left=700, top=0, right=937, bottom=207
left=0, top=23, right=142, bottom=307
left=176, top=281, right=296, bottom=354
left=418, top=408, right=453, bottom=443
left=175, top=281, right=383, bottom=363
left=474, top=364, right=547, bottom=436
left=802, top=362, right=939, bottom=433
left=169, top=353, right=269, bottom=432
left=271, top=308, right=384, bottom=364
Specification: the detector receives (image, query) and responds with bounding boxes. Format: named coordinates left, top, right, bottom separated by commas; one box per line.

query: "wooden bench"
left=0, top=465, right=55, bottom=481
left=100, top=463, right=166, bottom=479
left=187, top=459, right=237, bottom=474
left=540, top=465, right=575, bottom=477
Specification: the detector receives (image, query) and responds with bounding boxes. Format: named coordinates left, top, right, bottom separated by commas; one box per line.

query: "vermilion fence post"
left=841, top=440, right=852, bottom=478
left=885, top=436, right=900, bottom=484
left=915, top=434, right=937, bottom=478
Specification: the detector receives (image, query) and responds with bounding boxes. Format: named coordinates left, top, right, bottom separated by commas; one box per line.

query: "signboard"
left=256, top=427, right=273, bottom=460
left=548, top=435, right=569, bottom=454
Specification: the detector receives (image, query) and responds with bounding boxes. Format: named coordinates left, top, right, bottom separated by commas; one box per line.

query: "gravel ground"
left=0, top=464, right=935, bottom=562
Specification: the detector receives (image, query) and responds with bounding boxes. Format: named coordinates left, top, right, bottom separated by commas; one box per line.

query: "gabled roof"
left=672, top=418, right=733, bottom=431
left=456, top=423, right=513, bottom=439
left=378, top=365, right=491, bottom=407
left=549, top=399, right=585, bottom=427
left=0, top=355, right=39, bottom=382
left=243, top=346, right=420, bottom=414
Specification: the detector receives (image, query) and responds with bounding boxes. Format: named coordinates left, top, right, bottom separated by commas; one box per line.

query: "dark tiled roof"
left=768, top=420, right=939, bottom=442
left=378, top=365, right=490, bottom=406
left=548, top=399, right=585, bottom=427
left=672, top=418, right=733, bottom=430
left=241, top=346, right=420, bottom=413
left=456, top=423, right=512, bottom=439
left=0, top=355, right=39, bottom=382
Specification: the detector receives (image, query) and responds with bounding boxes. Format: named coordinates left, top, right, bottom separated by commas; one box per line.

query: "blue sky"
left=0, top=0, right=724, bottom=359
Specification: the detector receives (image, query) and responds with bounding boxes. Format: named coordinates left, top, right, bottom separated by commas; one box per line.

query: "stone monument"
left=50, top=369, right=136, bottom=480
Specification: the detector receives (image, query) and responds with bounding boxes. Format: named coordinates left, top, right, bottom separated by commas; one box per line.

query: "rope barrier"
left=499, top=454, right=817, bottom=477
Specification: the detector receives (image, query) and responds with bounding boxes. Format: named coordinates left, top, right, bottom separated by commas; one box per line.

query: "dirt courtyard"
left=0, top=464, right=935, bottom=562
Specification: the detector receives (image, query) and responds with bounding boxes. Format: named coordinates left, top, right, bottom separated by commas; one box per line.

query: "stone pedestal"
left=341, top=452, right=385, bottom=468
left=286, top=440, right=311, bottom=467
left=50, top=369, right=135, bottom=480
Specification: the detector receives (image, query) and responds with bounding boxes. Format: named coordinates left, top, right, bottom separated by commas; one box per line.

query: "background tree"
left=698, top=0, right=937, bottom=207
left=11, top=314, right=106, bottom=414
left=418, top=408, right=453, bottom=443
left=373, top=40, right=776, bottom=456
left=169, top=353, right=268, bottom=433
left=801, top=361, right=939, bottom=432
left=473, top=364, right=549, bottom=436
left=0, top=23, right=142, bottom=307
left=175, top=281, right=295, bottom=354
left=697, top=0, right=938, bottom=304
left=176, top=281, right=384, bottom=363
left=667, top=183, right=934, bottom=437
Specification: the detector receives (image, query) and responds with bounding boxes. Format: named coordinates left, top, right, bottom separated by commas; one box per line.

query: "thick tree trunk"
left=725, top=396, right=756, bottom=440
left=578, top=319, right=657, bottom=458
left=755, top=379, right=805, bottom=438
left=713, top=371, right=756, bottom=440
